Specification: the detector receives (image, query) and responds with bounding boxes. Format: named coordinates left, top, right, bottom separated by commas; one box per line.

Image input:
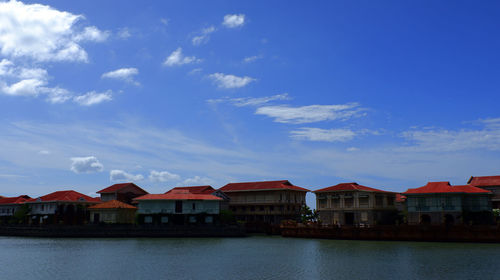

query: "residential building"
left=219, top=180, right=309, bottom=225
left=315, top=183, right=398, bottom=226
left=403, top=182, right=492, bottom=225
left=134, top=190, right=222, bottom=225
left=0, top=195, right=31, bottom=223
left=167, top=185, right=230, bottom=210
left=26, top=190, right=101, bottom=225
left=97, top=182, right=149, bottom=204
left=88, top=200, right=137, bottom=224
left=468, top=175, right=500, bottom=209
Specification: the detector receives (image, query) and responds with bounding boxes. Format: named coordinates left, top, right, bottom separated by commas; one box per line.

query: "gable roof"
left=166, top=186, right=215, bottom=195
left=88, top=200, right=137, bottom=210
left=28, top=190, right=101, bottom=203
left=220, top=180, right=309, bottom=192
left=134, top=190, right=222, bottom=201
left=0, top=195, right=31, bottom=204
left=97, top=183, right=149, bottom=194
left=314, top=182, right=392, bottom=193
left=403, top=182, right=491, bottom=195
left=468, top=176, right=500, bottom=187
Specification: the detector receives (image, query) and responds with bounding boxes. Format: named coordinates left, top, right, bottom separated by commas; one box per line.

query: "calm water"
left=0, top=236, right=499, bottom=280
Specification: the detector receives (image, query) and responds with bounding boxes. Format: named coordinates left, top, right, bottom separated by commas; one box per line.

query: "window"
left=387, top=196, right=394, bottom=206
left=361, top=212, right=368, bottom=222
left=344, top=197, right=354, bottom=208
left=270, top=206, right=274, bottom=211
left=259, top=206, right=264, bottom=211
left=192, top=203, right=196, bottom=210
left=359, top=196, right=369, bottom=208
left=375, top=196, right=383, bottom=207
left=250, top=206, right=255, bottom=212
left=144, top=216, right=153, bottom=223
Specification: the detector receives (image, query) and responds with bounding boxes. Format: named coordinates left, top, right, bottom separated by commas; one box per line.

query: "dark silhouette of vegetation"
left=300, top=205, right=319, bottom=224
left=10, top=204, right=29, bottom=224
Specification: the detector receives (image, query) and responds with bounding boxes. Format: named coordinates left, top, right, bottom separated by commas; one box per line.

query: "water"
left=0, top=236, right=499, bottom=280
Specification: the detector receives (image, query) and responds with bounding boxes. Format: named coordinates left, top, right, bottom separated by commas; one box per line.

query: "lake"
left=0, top=236, right=499, bottom=280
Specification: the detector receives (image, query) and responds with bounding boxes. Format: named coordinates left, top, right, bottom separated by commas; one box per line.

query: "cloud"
left=73, top=90, right=112, bottom=106
left=181, top=176, right=215, bottom=186
left=149, top=170, right=180, bottom=182
left=70, top=156, right=103, bottom=173
left=255, top=103, right=364, bottom=124
left=290, top=128, right=356, bottom=142
left=223, top=14, right=245, bottom=28
left=207, top=93, right=290, bottom=107
left=38, top=150, right=50, bottom=155
left=163, top=48, right=200, bottom=66
left=243, top=55, right=262, bottom=63
left=208, top=73, right=255, bottom=89
left=0, top=0, right=107, bottom=62
left=192, top=26, right=216, bottom=46
left=110, top=169, right=144, bottom=182
left=101, top=68, right=139, bottom=85
left=117, top=28, right=131, bottom=39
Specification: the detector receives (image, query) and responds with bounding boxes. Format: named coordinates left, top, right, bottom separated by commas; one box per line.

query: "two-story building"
left=219, top=180, right=309, bottom=225
left=167, top=185, right=230, bottom=210
left=26, top=190, right=101, bottom=225
left=403, top=181, right=492, bottom=225
left=468, top=175, right=500, bottom=209
left=97, top=182, right=149, bottom=204
left=0, top=195, right=31, bottom=223
left=134, top=189, right=222, bottom=225
left=314, top=182, right=398, bottom=226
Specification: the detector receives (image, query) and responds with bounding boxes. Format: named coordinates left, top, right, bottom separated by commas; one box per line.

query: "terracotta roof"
left=97, top=183, right=149, bottom=194
left=0, top=195, right=31, bottom=204
left=166, top=186, right=215, bottom=194
left=28, top=190, right=101, bottom=203
left=396, top=194, right=406, bottom=203
left=468, top=176, right=500, bottom=187
left=314, top=182, right=392, bottom=193
left=403, top=182, right=491, bottom=195
left=220, top=180, right=309, bottom=192
left=88, top=200, right=137, bottom=209
left=134, top=190, right=222, bottom=201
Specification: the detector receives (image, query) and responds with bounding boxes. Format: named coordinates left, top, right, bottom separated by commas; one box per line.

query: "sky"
left=0, top=0, right=500, bottom=207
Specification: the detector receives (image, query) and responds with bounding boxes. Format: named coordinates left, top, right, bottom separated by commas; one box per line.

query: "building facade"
left=403, top=182, right=492, bottom=225
left=97, top=183, right=149, bottom=204
left=315, top=183, right=397, bottom=226
left=134, top=190, right=222, bottom=225
left=0, top=195, right=31, bottom=223
left=167, top=185, right=230, bottom=210
left=468, top=176, right=500, bottom=209
left=219, top=180, right=309, bottom=225
left=88, top=200, right=137, bottom=224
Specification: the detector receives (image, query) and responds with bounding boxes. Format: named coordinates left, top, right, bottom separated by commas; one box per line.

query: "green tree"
left=11, top=204, right=30, bottom=224
left=300, top=205, right=319, bottom=223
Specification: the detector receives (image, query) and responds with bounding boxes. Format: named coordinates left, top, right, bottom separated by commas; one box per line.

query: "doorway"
left=344, top=212, right=354, bottom=225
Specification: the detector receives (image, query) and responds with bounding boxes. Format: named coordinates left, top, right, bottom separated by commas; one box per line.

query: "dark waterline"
left=1, top=236, right=499, bottom=280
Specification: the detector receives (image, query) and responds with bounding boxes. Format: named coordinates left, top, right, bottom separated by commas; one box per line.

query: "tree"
left=11, top=204, right=30, bottom=224
left=300, top=205, right=319, bottom=224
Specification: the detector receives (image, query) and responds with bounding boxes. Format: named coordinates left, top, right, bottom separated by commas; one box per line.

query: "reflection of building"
left=403, top=182, right=492, bottom=225
left=315, top=183, right=397, bottom=226
left=97, top=183, right=148, bottom=204
left=468, top=176, right=500, bottom=209
left=88, top=200, right=137, bottom=224
left=167, top=185, right=229, bottom=210
left=219, top=180, right=309, bottom=225
left=0, top=195, right=31, bottom=223
left=26, top=190, right=100, bottom=225
left=134, top=190, right=222, bottom=225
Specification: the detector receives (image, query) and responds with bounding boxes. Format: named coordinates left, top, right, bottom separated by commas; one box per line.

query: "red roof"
left=28, top=190, right=101, bottom=203
left=396, top=194, right=406, bottom=203
left=314, top=182, right=392, bottom=193
left=403, top=182, right=491, bottom=195
left=0, top=195, right=31, bottom=204
left=468, top=176, right=500, bottom=187
left=135, top=190, right=222, bottom=201
left=220, top=180, right=309, bottom=192
left=166, top=186, right=215, bottom=194
left=97, top=183, right=149, bottom=194
left=88, top=200, right=137, bottom=209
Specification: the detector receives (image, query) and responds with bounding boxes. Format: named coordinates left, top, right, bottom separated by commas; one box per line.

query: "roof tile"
left=220, top=180, right=309, bottom=192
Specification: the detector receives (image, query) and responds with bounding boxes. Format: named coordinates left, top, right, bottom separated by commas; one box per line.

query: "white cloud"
left=223, top=14, right=245, bottom=28
left=163, top=48, right=200, bottom=66
left=101, top=68, right=139, bottom=85
left=2, top=78, right=45, bottom=96
left=44, top=87, right=72, bottom=104
left=149, top=170, right=180, bottom=182
left=192, top=26, right=216, bottom=46
left=347, top=147, right=359, bottom=152
left=73, top=90, right=112, bottom=106
left=291, top=128, right=356, bottom=142
left=110, top=169, right=144, bottom=182
left=160, top=18, right=169, bottom=26
left=70, top=156, right=103, bottom=173
left=208, top=73, right=255, bottom=89
left=117, top=28, right=131, bottom=39
left=188, top=68, right=203, bottom=75
left=207, top=93, right=290, bottom=107
left=38, top=150, right=50, bottom=155
left=243, top=55, right=262, bottom=63
left=181, top=176, right=215, bottom=186
left=255, top=103, right=363, bottom=124
left=0, top=0, right=107, bottom=62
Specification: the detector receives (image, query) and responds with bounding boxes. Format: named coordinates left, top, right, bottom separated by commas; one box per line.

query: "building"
left=134, top=189, right=222, bottom=225
left=0, top=195, right=31, bottom=223
left=314, top=183, right=397, bottom=226
left=26, top=190, right=101, bottom=225
left=97, top=182, right=149, bottom=204
left=468, top=175, right=500, bottom=209
left=219, top=180, right=309, bottom=225
left=403, top=182, right=492, bottom=225
left=167, top=185, right=230, bottom=210
left=88, top=200, right=137, bottom=224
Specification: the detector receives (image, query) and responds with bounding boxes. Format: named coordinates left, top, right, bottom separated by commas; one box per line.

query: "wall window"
left=387, top=196, right=394, bottom=206
left=344, top=197, right=354, bottom=208
left=270, top=206, right=274, bottom=211
left=144, top=216, right=153, bottom=224
left=192, top=203, right=196, bottom=210
left=250, top=206, right=255, bottom=212
left=359, top=196, right=369, bottom=208
left=259, top=206, right=264, bottom=211
left=375, top=196, right=384, bottom=207
left=361, top=212, right=368, bottom=222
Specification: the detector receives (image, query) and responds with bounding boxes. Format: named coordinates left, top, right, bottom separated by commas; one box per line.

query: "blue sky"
left=1, top=0, right=500, bottom=207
